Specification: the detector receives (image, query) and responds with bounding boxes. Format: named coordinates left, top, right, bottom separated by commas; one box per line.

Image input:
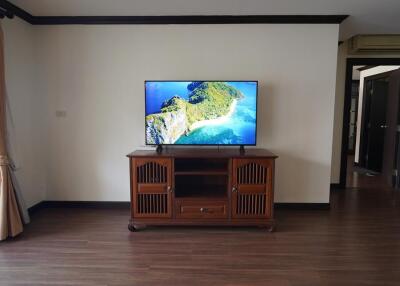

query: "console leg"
left=128, top=222, right=147, bottom=232
left=258, top=224, right=276, bottom=232
left=128, top=222, right=138, bottom=232
left=267, top=224, right=276, bottom=233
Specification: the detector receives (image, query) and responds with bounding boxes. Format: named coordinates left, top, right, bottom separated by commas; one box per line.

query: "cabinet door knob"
left=167, top=186, right=172, bottom=192
left=232, top=186, right=237, bottom=193
left=200, top=207, right=208, bottom=213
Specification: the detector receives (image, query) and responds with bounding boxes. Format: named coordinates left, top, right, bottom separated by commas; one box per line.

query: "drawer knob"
left=200, top=207, right=208, bottom=213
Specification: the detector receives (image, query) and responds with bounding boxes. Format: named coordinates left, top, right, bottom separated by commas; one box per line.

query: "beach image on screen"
left=145, top=81, right=257, bottom=145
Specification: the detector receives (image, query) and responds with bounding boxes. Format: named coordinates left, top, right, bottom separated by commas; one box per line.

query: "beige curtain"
left=0, top=23, right=23, bottom=241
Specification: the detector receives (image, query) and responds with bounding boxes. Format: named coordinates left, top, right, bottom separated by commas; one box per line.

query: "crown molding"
left=0, top=0, right=32, bottom=22
left=27, top=15, right=349, bottom=25
left=0, top=1, right=348, bottom=25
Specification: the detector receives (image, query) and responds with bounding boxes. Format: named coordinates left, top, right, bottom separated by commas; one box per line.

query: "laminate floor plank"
left=1, top=188, right=400, bottom=285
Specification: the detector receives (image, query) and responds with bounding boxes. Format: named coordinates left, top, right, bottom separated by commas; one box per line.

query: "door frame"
left=339, top=58, right=400, bottom=188
left=348, top=79, right=360, bottom=154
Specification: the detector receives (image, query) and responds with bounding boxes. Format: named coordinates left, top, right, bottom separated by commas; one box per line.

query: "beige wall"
left=3, top=19, right=47, bottom=207
left=5, top=23, right=339, bottom=204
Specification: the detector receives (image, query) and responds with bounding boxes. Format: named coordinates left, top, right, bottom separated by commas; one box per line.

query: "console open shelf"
left=174, top=186, right=227, bottom=198
left=174, top=174, right=228, bottom=198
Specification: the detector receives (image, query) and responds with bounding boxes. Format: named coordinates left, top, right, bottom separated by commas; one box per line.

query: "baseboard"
left=330, top=183, right=344, bottom=189
left=29, top=200, right=329, bottom=214
left=274, top=203, right=330, bottom=210
left=28, top=201, right=130, bottom=215
left=27, top=201, right=47, bottom=214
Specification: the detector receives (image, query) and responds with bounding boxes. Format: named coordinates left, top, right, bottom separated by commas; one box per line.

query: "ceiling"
left=8, top=0, right=400, bottom=40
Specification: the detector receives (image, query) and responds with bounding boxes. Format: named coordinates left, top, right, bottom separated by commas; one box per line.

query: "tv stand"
left=127, top=148, right=277, bottom=231
left=239, top=145, right=245, bottom=154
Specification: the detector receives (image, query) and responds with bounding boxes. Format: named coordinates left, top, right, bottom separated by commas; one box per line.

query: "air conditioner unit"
left=349, top=35, right=400, bottom=54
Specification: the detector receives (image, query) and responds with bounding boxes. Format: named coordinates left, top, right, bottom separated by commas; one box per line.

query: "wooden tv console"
left=127, top=148, right=277, bottom=231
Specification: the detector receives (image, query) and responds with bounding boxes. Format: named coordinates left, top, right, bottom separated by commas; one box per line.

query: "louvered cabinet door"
left=132, top=158, right=172, bottom=218
left=232, top=159, right=273, bottom=219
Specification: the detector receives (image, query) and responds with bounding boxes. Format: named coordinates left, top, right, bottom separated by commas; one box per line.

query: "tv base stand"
left=155, top=145, right=163, bottom=154
left=127, top=148, right=278, bottom=231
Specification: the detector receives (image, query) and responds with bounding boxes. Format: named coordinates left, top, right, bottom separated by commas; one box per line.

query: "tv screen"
left=145, top=81, right=257, bottom=145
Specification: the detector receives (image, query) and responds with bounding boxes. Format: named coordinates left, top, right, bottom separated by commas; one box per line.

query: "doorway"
left=340, top=59, right=400, bottom=189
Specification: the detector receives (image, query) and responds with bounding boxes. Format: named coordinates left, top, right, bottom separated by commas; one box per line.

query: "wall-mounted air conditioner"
left=349, top=35, right=400, bottom=54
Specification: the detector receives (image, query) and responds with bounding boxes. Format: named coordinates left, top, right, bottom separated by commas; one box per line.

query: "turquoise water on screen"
left=145, top=81, right=257, bottom=145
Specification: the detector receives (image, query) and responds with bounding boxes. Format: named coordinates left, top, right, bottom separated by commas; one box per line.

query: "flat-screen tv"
left=145, top=81, right=258, bottom=145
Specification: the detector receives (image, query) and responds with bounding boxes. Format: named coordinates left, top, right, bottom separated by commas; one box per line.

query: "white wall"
left=36, top=24, right=339, bottom=203
left=354, top=65, right=400, bottom=162
left=4, top=23, right=339, bottom=204
left=3, top=19, right=47, bottom=207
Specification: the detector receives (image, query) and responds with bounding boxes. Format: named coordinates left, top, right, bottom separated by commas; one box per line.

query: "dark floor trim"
left=27, top=201, right=46, bottom=215
left=0, top=1, right=348, bottom=25
left=28, top=200, right=330, bottom=215
left=330, top=183, right=344, bottom=189
left=28, top=201, right=130, bottom=215
left=274, top=203, right=330, bottom=210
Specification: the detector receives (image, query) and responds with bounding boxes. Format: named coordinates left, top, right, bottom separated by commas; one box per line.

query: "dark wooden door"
left=382, top=69, right=400, bottom=186
left=363, top=79, right=389, bottom=172
left=231, top=159, right=273, bottom=218
left=132, top=158, right=172, bottom=218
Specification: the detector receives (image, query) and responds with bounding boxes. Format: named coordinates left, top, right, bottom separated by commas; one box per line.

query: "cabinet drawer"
left=175, top=200, right=228, bottom=219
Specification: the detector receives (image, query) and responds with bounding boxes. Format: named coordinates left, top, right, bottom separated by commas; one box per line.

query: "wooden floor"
left=346, top=155, right=389, bottom=189
left=1, top=189, right=400, bottom=286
